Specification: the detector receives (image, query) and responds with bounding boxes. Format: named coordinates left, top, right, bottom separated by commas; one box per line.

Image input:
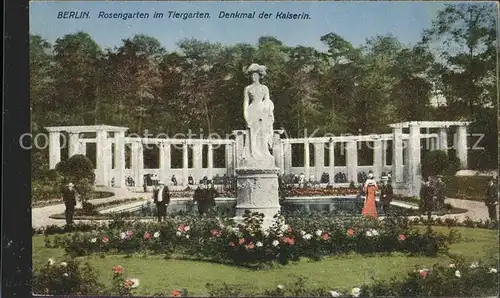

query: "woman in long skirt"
left=362, top=173, right=378, bottom=217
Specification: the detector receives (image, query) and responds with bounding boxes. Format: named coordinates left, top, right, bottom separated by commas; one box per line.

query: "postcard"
left=26, top=1, right=499, bottom=297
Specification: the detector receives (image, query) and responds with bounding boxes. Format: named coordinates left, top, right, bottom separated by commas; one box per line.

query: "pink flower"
left=102, top=236, right=109, bottom=243
left=144, top=232, right=151, bottom=240
left=112, top=265, right=124, bottom=274
left=347, top=228, right=355, bottom=237
left=229, top=242, right=235, bottom=247
left=287, top=227, right=293, bottom=233
left=245, top=242, right=255, bottom=249
left=419, top=269, right=429, bottom=279
left=171, top=289, right=182, bottom=297
left=398, top=234, right=407, bottom=241
left=239, top=238, right=246, bottom=245
left=321, top=233, right=331, bottom=240
left=126, top=231, right=133, bottom=237
left=282, top=237, right=295, bottom=245
left=177, top=224, right=189, bottom=232
left=210, top=229, right=221, bottom=237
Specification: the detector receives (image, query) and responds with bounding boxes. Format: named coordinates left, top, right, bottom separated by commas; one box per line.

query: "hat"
left=381, top=176, right=388, bottom=181
left=67, top=182, right=74, bottom=187
left=245, top=63, right=267, bottom=77
left=368, top=173, right=374, bottom=179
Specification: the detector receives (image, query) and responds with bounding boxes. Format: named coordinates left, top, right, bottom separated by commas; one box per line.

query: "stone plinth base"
left=234, top=167, right=281, bottom=230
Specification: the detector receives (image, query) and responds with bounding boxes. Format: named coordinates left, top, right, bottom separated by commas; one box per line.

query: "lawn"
left=445, top=175, right=492, bottom=201
left=32, top=226, right=499, bottom=295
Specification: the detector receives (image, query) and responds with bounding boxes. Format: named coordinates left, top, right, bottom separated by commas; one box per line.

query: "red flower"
left=398, top=234, right=406, bottom=241
left=245, top=242, right=255, bottom=249
left=282, top=237, right=295, bottom=245
left=123, top=279, right=134, bottom=288
left=144, top=232, right=151, bottom=240
left=112, top=265, right=124, bottom=274
left=239, top=238, right=246, bottom=245
left=229, top=242, right=235, bottom=247
left=126, top=230, right=133, bottom=237
left=347, top=228, right=355, bottom=237
left=172, top=289, right=182, bottom=297
left=419, top=270, right=429, bottom=279
left=177, top=224, right=187, bottom=232
left=102, top=236, right=109, bottom=243
left=210, top=229, right=221, bottom=237
left=321, top=233, right=331, bottom=240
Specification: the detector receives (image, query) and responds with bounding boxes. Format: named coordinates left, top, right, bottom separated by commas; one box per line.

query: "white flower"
left=129, top=278, right=140, bottom=288
left=153, top=231, right=160, bottom=238
left=330, top=290, right=341, bottom=297
left=489, top=268, right=498, bottom=273
left=90, top=238, right=97, bottom=243
left=448, top=263, right=456, bottom=268
left=176, top=231, right=182, bottom=237
left=120, top=232, right=126, bottom=239
left=62, top=273, right=69, bottom=277
left=366, top=230, right=373, bottom=237
left=277, top=284, right=285, bottom=290
left=315, top=230, right=323, bottom=237
left=47, top=258, right=55, bottom=266
left=256, top=241, right=263, bottom=247
left=184, top=226, right=190, bottom=231
left=281, top=224, right=289, bottom=232
left=272, top=240, right=279, bottom=247
left=303, top=233, right=313, bottom=240
left=185, top=235, right=190, bottom=239
left=470, top=262, right=479, bottom=268
left=263, top=230, right=270, bottom=237
left=60, top=262, right=68, bottom=267
left=455, top=270, right=461, bottom=278
left=232, top=227, right=239, bottom=233
left=300, top=230, right=306, bottom=236
left=351, top=287, right=361, bottom=297
left=371, top=229, right=379, bottom=236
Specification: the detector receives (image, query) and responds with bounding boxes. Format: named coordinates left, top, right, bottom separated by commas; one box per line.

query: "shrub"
left=60, top=154, right=95, bottom=183
left=421, top=150, right=449, bottom=178
left=32, top=259, right=103, bottom=295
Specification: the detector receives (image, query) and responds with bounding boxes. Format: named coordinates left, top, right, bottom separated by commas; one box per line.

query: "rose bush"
left=47, top=212, right=457, bottom=266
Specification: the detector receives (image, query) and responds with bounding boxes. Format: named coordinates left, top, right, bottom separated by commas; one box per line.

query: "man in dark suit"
left=485, top=178, right=498, bottom=221
left=420, top=178, right=435, bottom=218
left=62, top=182, right=78, bottom=227
left=380, top=176, right=394, bottom=215
left=153, top=182, right=170, bottom=222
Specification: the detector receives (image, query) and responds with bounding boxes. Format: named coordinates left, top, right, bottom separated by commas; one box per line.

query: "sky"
left=30, top=1, right=452, bottom=51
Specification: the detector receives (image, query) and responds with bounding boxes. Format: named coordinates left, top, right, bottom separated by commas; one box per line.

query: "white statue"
left=243, top=63, right=275, bottom=163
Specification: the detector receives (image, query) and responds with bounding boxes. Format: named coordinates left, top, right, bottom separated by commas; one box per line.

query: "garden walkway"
left=32, top=189, right=498, bottom=228
left=32, top=187, right=140, bottom=228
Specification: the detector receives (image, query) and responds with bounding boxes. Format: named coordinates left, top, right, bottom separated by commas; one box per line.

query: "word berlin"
left=219, top=11, right=311, bottom=20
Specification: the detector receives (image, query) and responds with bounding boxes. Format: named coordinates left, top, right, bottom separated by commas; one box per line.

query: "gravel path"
left=32, top=189, right=498, bottom=228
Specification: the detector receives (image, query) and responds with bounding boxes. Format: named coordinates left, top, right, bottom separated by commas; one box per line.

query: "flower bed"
left=284, top=187, right=359, bottom=197
left=47, top=212, right=457, bottom=266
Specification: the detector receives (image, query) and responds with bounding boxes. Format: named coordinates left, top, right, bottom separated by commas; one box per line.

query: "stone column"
left=114, top=131, right=125, bottom=187
left=159, top=143, right=167, bottom=183
left=314, top=142, right=324, bottom=183
left=68, top=132, right=80, bottom=157
left=131, top=142, right=143, bottom=188
left=48, top=131, right=61, bottom=169
left=182, top=143, right=189, bottom=185
left=193, top=144, right=202, bottom=182
left=273, top=133, right=284, bottom=173
left=95, top=130, right=108, bottom=186
left=225, top=143, right=235, bottom=176
left=456, top=125, right=468, bottom=169
left=381, top=140, right=387, bottom=168
left=207, top=143, right=213, bottom=180
left=304, top=141, right=310, bottom=178
left=439, top=127, right=448, bottom=153
left=328, top=142, right=335, bottom=183
left=284, top=143, right=292, bottom=174
left=408, top=123, right=422, bottom=196
left=80, top=141, right=87, bottom=156
left=373, top=140, right=383, bottom=180
left=346, top=141, right=358, bottom=183
left=392, top=127, right=404, bottom=183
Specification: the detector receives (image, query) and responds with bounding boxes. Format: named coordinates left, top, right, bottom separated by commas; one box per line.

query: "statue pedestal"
left=234, top=167, right=281, bottom=230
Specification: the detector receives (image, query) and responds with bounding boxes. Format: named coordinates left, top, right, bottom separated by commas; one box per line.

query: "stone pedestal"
left=234, top=167, right=281, bottom=230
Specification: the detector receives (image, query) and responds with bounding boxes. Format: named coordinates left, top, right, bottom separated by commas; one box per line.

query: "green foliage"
left=421, top=150, right=450, bottom=177
left=32, top=259, right=103, bottom=295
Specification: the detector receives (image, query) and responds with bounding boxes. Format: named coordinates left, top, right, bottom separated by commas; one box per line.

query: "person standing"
left=362, top=173, right=378, bottom=217
left=420, top=178, right=435, bottom=218
left=380, top=176, right=394, bottom=215
left=62, top=182, right=78, bottom=228
left=435, top=176, right=447, bottom=213
left=485, top=179, right=498, bottom=221
left=153, top=182, right=170, bottom=222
